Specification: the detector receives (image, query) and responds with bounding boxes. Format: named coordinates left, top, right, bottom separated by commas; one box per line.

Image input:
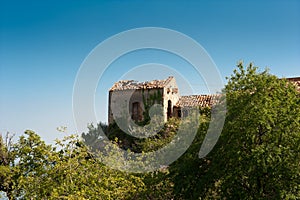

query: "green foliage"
left=168, top=111, right=216, bottom=199
left=89, top=118, right=179, bottom=153
left=142, top=89, right=163, bottom=124
left=0, top=133, right=15, bottom=200
left=165, top=63, right=300, bottom=199
left=131, top=117, right=179, bottom=153
left=82, top=63, right=300, bottom=199
left=1, top=131, right=145, bottom=199
left=82, top=122, right=108, bottom=152
left=209, top=62, right=300, bottom=199
left=1, top=62, right=299, bottom=199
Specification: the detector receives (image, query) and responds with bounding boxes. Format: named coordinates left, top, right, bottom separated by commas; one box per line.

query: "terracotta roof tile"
left=110, top=76, right=174, bottom=91
left=176, top=94, right=220, bottom=108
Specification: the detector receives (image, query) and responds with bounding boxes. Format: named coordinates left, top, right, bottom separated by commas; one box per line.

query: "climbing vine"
left=142, top=89, right=163, bottom=124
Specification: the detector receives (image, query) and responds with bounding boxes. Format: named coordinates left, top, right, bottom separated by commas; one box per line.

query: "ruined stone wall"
left=108, top=88, right=164, bottom=124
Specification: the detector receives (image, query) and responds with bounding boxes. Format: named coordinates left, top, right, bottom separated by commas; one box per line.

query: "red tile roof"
left=110, top=76, right=174, bottom=91
left=175, top=94, right=220, bottom=108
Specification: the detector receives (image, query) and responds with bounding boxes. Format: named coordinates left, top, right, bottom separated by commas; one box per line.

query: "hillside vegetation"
left=1, top=63, right=299, bottom=199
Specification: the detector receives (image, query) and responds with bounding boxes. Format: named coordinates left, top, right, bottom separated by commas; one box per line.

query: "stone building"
left=108, top=76, right=218, bottom=124
left=286, top=77, right=300, bottom=92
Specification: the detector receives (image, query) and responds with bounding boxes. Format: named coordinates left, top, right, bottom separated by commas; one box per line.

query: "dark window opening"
left=167, top=100, right=172, bottom=119
left=177, top=109, right=181, bottom=118
left=132, top=102, right=141, bottom=122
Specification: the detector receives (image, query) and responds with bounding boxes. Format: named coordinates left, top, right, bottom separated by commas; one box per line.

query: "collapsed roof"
left=110, top=76, right=174, bottom=91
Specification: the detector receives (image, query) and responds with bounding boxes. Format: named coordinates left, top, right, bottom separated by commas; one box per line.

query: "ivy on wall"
left=142, top=89, right=163, bottom=125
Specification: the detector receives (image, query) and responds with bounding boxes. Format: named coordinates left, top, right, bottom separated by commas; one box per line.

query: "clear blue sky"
left=1, top=0, right=299, bottom=143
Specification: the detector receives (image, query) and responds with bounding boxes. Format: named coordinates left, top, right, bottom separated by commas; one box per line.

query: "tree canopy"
left=1, top=62, right=299, bottom=199
left=206, top=63, right=300, bottom=199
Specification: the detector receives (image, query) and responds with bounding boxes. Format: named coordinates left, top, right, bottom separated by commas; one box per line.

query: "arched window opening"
left=167, top=100, right=172, bottom=119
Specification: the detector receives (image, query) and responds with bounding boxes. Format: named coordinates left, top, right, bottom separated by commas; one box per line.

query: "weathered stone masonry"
left=108, top=76, right=217, bottom=124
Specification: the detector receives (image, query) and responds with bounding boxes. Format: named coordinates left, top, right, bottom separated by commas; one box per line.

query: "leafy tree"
left=142, top=90, right=163, bottom=124
left=0, top=132, right=15, bottom=200
left=2, top=62, right=299, bottom=199
left=82, top=122, right=108, bottom=152
left=168, top=110, right=216, bottom=199
left=1, top=131, right=145, bottom=199
left=209, top=62, right=300, bottom=199
left=168, top=63, right=300, bottom=200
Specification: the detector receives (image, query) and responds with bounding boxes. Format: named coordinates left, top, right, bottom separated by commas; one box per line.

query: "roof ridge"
left=110, top=76, right=174, bottom=91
